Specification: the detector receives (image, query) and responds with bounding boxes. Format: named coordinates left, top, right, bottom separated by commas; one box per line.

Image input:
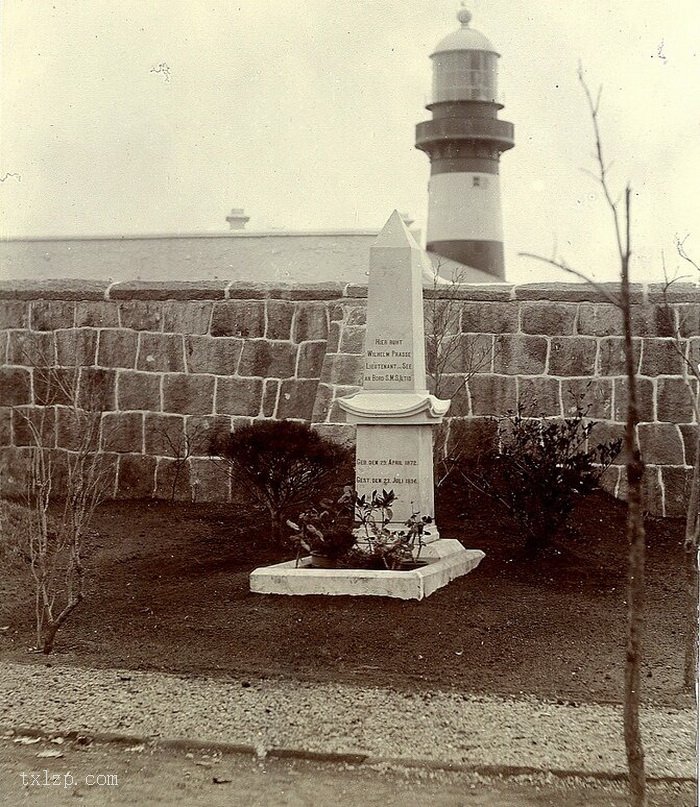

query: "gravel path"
left=0, top=662, right=696, bottom=779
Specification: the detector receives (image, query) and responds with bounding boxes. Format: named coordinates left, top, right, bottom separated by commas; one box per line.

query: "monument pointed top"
left=373, top=210, right=420, bottom=250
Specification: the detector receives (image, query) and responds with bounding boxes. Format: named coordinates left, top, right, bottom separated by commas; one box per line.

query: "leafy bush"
left=287, top=487, right=433, bottom=570
left=462, top=404, right=622, bottom=556
left=213, top=420, right=352, bottom=544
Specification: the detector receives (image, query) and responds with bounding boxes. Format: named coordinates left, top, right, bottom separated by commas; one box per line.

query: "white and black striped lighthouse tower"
left=416, top=6, right=514, bottom=280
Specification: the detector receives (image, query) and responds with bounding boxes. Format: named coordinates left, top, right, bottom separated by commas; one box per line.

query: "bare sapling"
left=424, top=257, right=495, bottom=488
left=520, top=65, right=647, bottom=806
left=18, top=364, right=112, bottom=654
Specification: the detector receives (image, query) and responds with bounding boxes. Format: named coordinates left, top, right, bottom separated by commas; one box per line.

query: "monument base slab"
left=249, top=539, right=484, bottom=601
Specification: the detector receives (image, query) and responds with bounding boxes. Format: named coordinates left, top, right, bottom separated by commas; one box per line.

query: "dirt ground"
left=0, top=736, right=694, bottom=807
left=0, top=487, right=694, bottom=707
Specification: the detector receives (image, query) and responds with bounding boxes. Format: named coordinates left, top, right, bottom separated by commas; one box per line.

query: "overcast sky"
left=1, top=0, right=699, bottom=283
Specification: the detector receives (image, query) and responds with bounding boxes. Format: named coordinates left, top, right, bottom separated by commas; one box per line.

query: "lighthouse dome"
left=432, top=8, right=498, bottom=56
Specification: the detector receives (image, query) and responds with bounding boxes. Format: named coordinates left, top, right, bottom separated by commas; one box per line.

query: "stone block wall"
left=0, top=279, right=697, bottom=516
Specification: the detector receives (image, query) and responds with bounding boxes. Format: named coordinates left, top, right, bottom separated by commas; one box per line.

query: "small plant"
left=288, top=487, right=433, bottom=570
left=463, top=400, right=622, bottom=556
left=212, top=420, right=351, bottom=544
left=350, top=489, right=432, bottom=570
left=287, top=487, right=356, bottom=564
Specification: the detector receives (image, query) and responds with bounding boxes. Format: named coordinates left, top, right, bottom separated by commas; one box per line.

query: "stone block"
left=11, top=406, right=56, bottom=448
left=429, top=374, right=469, bottom=416
left=215, top=376, right=263, bottom=416
left=117, top=454, right=156, bottom=499
left=460, top=301, right=518, bottom=334
left=591, top=422, right=626, bottom=464
left=265, top=300, right=295, bottom=340
left=33, top=367, right=78, bottom=407
left=29, top=300, right=75, bottom=331
left=97, top=329, right=138, bottom=369
left=55, top=328, right=98, bottom=367
left=296, top=341, right=327, bottom=378
left=446, top=417, right=498, bottom=461
left=185, top=415, right=232, bottom=456
left=493, top=335, right=547, bottom=375
left=189, top=457, right=229, bottom=503
left=560, top=378, right=613, bottom=420
left=515, top=282, right=642, bottom=303
left=689, top=338, right=700, bottom=375
left=211, top=300, right=265, bottom=338
left=238, top=340, right=296, bottom=378
left=680, top=424, right=699, bottom=466
left=311, top=422, right=356, bottom=448
left=0, top=368, right=31, bottom=406
left=0, top=446, right=31, bottom=498
left=577, top=302, right=622, bottom=336
left=424, top=299, right=463, bottom=338
left=339, top=325, right=365, bottom=355
left=638, top=423, right=685, bottom=466
left=118, top=300, right=163, bottom=331
left=328, top=399, right=348, bottom=423
left=0, top=407, right=11, bottom=446
left=647, top=283, right=699, bottom=304
left=518, top=377, right=561, bottom=416
left=640, top=339, right=684, bottom=376
left=321, top=353, right=365, bottom=386
left=0, top=301, right=28, bottom=329
left=439, top=334, right=494, bottom=376
left=154, top=457, right=192, bottom=502
left=310, top=382, right=334, bottom=423
left=612, top=377, right=655, bottom=423
left=662, top=466, right=692, bottom=518
left=162, top=373, right=214, bottom=415
left=617, top=466, right=664, bottom=514
left=277, top=379, right=318, bottom=421
left=75, top=301, right=120, bottom=328
left=521, top=302, right=577, bottom=336
left=468, top=375, right=517, bottom=417
left=110, top=280, right=226, bottom=300
left=261, top=379, right=280, bottom=418
left=677, top=304, right=700, bottom=338
left=54, top=407, right=102, bottom=453
left=102, top=411, right=145, bottom=453
left=630, top=305, right=675, bottom=338
left=598, top=465, right=620, bottom=498
left=144, top=412, right=185, bottom=456
left=78, top=368, right=117, bottom=411
left=137, top=333, right=186, bottom=373
left=117, top=370, right=162, bottom=412
left=656, top=377, right=697, bottom=423
left=7, top=330, right=55, bottom=366
left=598, top=337, right=642, bottom=376
left=345, top=304, right=367, bottom=326
left=162, top=301, right=213, bottom=335
left=548, top=336, right=597, bottom=376
left=327, top=321, right=341, bottom=352
left=328, top=303, right=345, bottom=323
left=0, top=279, right=108, bottom=301
left=293, top=302, right=329, bottom=342
left=185, top=335, right=242, bottom=375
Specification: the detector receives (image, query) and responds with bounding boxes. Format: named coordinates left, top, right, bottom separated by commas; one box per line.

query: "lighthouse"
left=416, top=7, right=514, bottom=280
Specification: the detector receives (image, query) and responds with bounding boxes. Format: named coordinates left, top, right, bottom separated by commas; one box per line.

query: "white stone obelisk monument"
left=250, top=210, right=484, bottom=597
left=339, top=211, right=450, bottom=540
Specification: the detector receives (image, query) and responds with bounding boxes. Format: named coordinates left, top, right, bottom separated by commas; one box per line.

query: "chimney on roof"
left=226, top=208, right=249, bottom=230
